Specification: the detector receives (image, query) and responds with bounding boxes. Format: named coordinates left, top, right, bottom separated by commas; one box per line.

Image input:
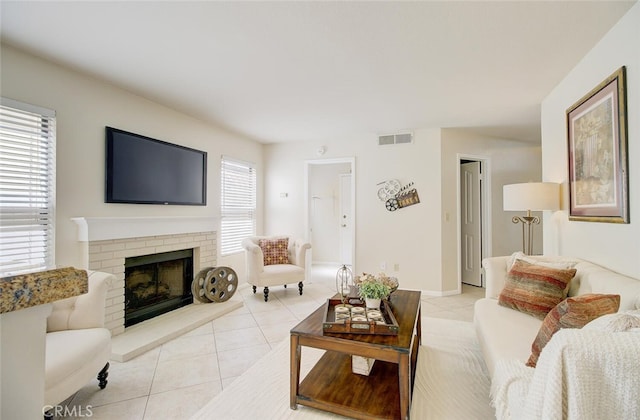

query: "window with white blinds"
left=0, top=98, right=56, bottom=276
left=220, top=156, right=256, bottom=256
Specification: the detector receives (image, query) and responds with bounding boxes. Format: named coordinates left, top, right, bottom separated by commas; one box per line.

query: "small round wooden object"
left=203, top=266, right=238, bottom=303
left=192, top=268, right=212, bottom=303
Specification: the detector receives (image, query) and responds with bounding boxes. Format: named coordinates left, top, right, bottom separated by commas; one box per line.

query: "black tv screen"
left=105, top=127, right=207, bottom=205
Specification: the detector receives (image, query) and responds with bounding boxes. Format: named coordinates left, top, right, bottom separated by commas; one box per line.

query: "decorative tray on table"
left=322, top=298, right=399, bottom=335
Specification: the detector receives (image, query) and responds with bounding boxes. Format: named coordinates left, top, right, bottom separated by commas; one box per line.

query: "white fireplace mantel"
left=71, top=216, right=219, bottom=242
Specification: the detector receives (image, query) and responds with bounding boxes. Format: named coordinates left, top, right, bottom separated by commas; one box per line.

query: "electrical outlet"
left=393, top=263, right=400, bottom=271
left=380, top=261, right=387, bottom=270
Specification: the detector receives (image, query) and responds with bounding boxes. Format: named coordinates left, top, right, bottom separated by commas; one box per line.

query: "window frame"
left=220, top=155, right=256, bottom=256
left=0, top=97, right=56, bottom=276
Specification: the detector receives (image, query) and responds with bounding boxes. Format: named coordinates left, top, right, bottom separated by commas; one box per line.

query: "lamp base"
left=511, top=213, right=540, bottom=255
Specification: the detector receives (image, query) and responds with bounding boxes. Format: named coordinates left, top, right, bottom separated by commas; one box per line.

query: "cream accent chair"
left=44, top=270, right=113, bottom=416
left=242, top=236, right=311, bottom=302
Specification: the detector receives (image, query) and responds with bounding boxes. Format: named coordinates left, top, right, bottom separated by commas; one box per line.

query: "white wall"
left=541, top=3, right=640, bottom=278
left=1, top=44, right=263, bottom=277
left=264, top=128, right=542, bottom=294
left=265, top=130, right=444, bottom=292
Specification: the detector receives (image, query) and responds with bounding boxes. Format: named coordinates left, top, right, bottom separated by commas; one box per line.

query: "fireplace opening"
left=124, top=248, right=193, bottom=327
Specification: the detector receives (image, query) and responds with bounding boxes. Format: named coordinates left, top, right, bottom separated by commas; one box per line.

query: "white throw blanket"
left=491, top=359, right=534, bottom=420
left=492, top=329, right=640, bottom=420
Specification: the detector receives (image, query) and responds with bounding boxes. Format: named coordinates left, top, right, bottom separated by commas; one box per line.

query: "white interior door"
left=339, top=174, right=353, bottom=266
left=461, top=161, right=482, bottom=286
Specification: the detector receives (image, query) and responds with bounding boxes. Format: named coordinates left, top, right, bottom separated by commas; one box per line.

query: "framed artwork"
left=566, top=66, right=629, bottom=223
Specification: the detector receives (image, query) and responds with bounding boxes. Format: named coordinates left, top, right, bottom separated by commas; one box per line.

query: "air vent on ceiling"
left=378, top=132, right=413, bottom=146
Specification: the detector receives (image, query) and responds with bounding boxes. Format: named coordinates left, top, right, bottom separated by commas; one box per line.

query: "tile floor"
left=62, top=265, right=485, bottom=419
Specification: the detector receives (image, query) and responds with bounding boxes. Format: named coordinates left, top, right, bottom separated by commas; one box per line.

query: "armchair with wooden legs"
left=242, top=236, right=311, bottom=302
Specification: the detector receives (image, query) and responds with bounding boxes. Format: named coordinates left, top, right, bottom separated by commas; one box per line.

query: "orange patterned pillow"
left=259, top=238, right=290, bottom=266
left=498, top=259, right=576, bottom=320
left=526, top=294, right=620, bottom=367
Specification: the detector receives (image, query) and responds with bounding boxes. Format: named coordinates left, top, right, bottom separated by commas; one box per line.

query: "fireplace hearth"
left=124, top=249, right=194, bottom=327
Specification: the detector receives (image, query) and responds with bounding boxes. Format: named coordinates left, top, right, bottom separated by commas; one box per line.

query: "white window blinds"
left=0, top=98, right=56, bottom=276
left=220, top=156, right=256, bottom=256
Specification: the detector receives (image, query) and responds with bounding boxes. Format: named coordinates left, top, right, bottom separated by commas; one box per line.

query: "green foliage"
left=358, top=280, right=391, bottom=299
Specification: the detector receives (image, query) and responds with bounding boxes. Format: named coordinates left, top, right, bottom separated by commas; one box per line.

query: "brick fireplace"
left=72, top=217, right=217, bottom=336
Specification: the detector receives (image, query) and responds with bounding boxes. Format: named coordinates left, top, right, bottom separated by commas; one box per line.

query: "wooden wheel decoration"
left=203, top=266, right=238, bottom=303
left=192, top=268, right=211, bottom=303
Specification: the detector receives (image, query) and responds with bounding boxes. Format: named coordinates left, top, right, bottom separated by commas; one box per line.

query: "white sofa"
left=45, top=270, right=114, bottom=411
left=475, top=254, right=640, bottom=419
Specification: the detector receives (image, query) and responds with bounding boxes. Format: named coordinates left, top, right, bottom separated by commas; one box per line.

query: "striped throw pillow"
left=498, top=259, right=576, bottom=320
left=526, top=294, right=620, bottom=367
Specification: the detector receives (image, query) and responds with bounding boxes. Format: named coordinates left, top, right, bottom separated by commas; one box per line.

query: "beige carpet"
left=191, top=317, right=493, bottom=419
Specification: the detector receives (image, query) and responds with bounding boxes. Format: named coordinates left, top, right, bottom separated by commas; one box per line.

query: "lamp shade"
left=503, top=182, right=559, bottom=211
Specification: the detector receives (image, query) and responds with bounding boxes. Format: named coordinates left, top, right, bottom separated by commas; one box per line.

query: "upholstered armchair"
left=241, top=236, right=311, bottom=302
left=44, top=270, right=114, bottom=416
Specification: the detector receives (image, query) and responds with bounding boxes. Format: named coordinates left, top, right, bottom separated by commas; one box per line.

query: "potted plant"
left=357, top=277, right=391, bottom=309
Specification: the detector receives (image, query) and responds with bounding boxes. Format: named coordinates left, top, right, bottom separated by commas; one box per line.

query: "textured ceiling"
left=0, top=1, right=635, bottom=143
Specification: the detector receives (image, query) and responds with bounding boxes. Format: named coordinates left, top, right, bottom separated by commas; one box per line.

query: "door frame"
left=338, top=173, right=353, bottom=266
left=304, top=157, right=356, bottom=272
left=456, top=154, right=492, bottom=290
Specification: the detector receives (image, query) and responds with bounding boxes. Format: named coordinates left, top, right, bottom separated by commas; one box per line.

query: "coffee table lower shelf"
left=296, top=351, right=401, bottom=420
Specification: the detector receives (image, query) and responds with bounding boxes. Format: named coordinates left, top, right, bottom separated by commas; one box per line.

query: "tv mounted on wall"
left=105, top=127, right=207, bottom=205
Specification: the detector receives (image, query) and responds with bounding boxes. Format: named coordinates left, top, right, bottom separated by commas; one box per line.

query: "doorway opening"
left=458, top=155, right=491, bottom=289
left=304, top=158, right=356, bottom=274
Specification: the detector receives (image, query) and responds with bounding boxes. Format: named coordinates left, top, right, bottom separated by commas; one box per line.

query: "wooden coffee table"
left=290, top=289, right=421, bottom=420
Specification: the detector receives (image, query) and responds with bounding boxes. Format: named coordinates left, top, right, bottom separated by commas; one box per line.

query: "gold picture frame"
left=566, top=66, right=629, bottom=223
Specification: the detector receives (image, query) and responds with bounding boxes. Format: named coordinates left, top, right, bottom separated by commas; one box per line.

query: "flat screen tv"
left=105, top=127, right=207, bottom=205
